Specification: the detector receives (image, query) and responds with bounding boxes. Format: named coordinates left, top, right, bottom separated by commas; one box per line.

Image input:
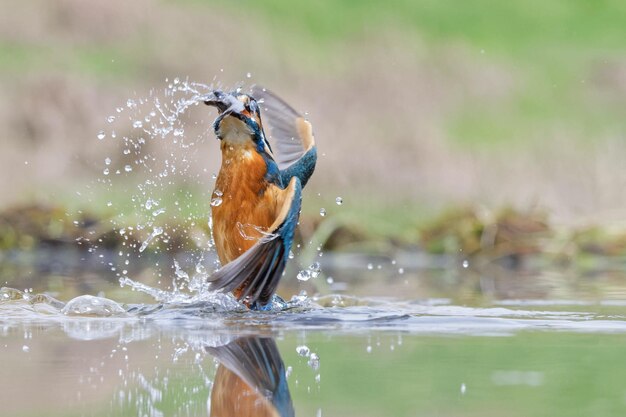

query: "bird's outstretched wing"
left=207, top=177, right=302, bottom=307
left=251, top=86, right=317, bottom=187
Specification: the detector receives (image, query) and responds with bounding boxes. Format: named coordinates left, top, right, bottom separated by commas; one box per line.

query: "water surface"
left=2, top=266, right=626, bottom=417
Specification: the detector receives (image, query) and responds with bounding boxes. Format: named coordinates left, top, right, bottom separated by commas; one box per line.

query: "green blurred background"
left=1, top=0, right=626, bottom=234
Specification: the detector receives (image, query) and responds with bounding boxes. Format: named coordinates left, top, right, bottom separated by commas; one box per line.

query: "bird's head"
left=204, top=90, right=264, bottom=145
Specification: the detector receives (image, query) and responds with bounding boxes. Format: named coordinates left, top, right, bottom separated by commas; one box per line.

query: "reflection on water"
left=1, top=315, right=626, bottom=417
left=208, top=336, right=294, bottom=417
left=2, top=264, right=626, bottom=417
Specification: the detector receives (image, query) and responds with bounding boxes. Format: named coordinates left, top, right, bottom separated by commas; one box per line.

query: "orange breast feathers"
left=211, top=143, right=283, bottom=265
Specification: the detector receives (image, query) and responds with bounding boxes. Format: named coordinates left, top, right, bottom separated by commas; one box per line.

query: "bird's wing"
left=206, top=337, right=294, bottom=417
left=251, top=86, right=316, bottom=172
left=207, top=177, right=302, bottom=307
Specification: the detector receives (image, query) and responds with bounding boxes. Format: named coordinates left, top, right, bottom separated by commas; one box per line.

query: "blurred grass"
left=212, top=0, right=626, bottom=52
left=3, top=0, right=625, bottom=146
left=207, top=0, right=626, bottom=146
left=0, top=41, right=139, bottom=79
left=2, top=0, right=626, bottom=237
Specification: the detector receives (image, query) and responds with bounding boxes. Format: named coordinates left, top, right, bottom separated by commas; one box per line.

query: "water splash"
left=80, top=78, right=328, bottom=311
left=85, top=78, right=228, bottom=305
left=236, top=222, right=277, bottom=241
left=61, top=295, right=127, bottom=317
left=297, top=262, right=322, bottom=281
left=138, top=226, right=164, bottom=253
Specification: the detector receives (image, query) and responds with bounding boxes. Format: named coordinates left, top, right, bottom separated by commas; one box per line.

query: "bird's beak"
left=204, top=90, right=247, bottom=140
left=204, top=90, right=230, bottom=113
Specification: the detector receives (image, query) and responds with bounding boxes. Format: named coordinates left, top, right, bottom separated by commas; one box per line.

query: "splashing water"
left=62, top=295, right=128, bottom=317
left=73, top=77, right=331, bottom=312
left=139, top=226, right=164, bottom=253
left=297, top=262, right=322, bottom=281
left=83, top=78, right=239, bottom=306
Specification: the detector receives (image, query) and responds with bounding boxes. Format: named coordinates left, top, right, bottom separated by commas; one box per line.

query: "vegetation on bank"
left=1, top=203, right=625, bottom=272
left=1, top=1, right=626, bottom=264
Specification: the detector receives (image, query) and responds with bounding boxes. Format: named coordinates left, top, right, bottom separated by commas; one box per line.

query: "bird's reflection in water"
left=206, top=336, right=295, bottom=417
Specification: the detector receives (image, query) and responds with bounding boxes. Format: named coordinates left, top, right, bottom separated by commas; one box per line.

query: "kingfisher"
left=206, top=336, right=294, bottom=417
left=203, top=87, right=317, bottom=308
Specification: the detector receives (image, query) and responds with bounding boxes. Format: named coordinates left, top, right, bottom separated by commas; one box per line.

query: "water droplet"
left=105, top=157, right=111, bottom=165
left=461, top=383, right=467, bottom=394
left=297, top=270, right=312, bottom=281
left=335, top=197, right=343, bottom=205
left=97, top=131, right=106, bottom=140
left=174, top=128, right=184, bottom=137
left=246, top=72, right=252, bottom=78
left=132, top=121, right=143, bottom=129
left=139, top=227, right=164, bottom=252
left=398, top=267, right=404, bottom=274
left=173, top=77, right=180, bottom=85
left=366, top=345, right=372, bottom=353
left=367, top=263, right=373, bottom=270
left=296, top=345, right=310, bottom=357
left=22, top=345, right=30, bottom=353
left=308, top=353, right=320, bottom=370
left=126, top=99, right=136, bottom=108
left=297, top=262, right=321, bottom=281
left=107, top=115, right=116, bottom=123
left=124, top=165, right=132, bottom=172
left=462, top=260, right=469, bottom=268
left=326, top=277, right=334, bottom=284
left=309, top=262, right=321, bottom=278
left=174, top=260, right=190, bottom=281
left=107, top=202, right=113, bottom=207
left=103, top=168, right=110, bottom=175
left=319, top=208, right=326, bottom=217
left=210, top=197, right=223, bottom=207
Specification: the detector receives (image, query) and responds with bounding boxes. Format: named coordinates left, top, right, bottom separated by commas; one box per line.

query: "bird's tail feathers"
left=207, top=233, right=287, bottom=307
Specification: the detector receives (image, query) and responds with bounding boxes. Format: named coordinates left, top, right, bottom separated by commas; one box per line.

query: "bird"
left=203, top=87, right=317, bottom=309
left=206, top=336, right=295, bottom=417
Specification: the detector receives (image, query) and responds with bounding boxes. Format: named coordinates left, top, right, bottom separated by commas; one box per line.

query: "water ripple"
left=2, top=287, right=626, bottom=337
